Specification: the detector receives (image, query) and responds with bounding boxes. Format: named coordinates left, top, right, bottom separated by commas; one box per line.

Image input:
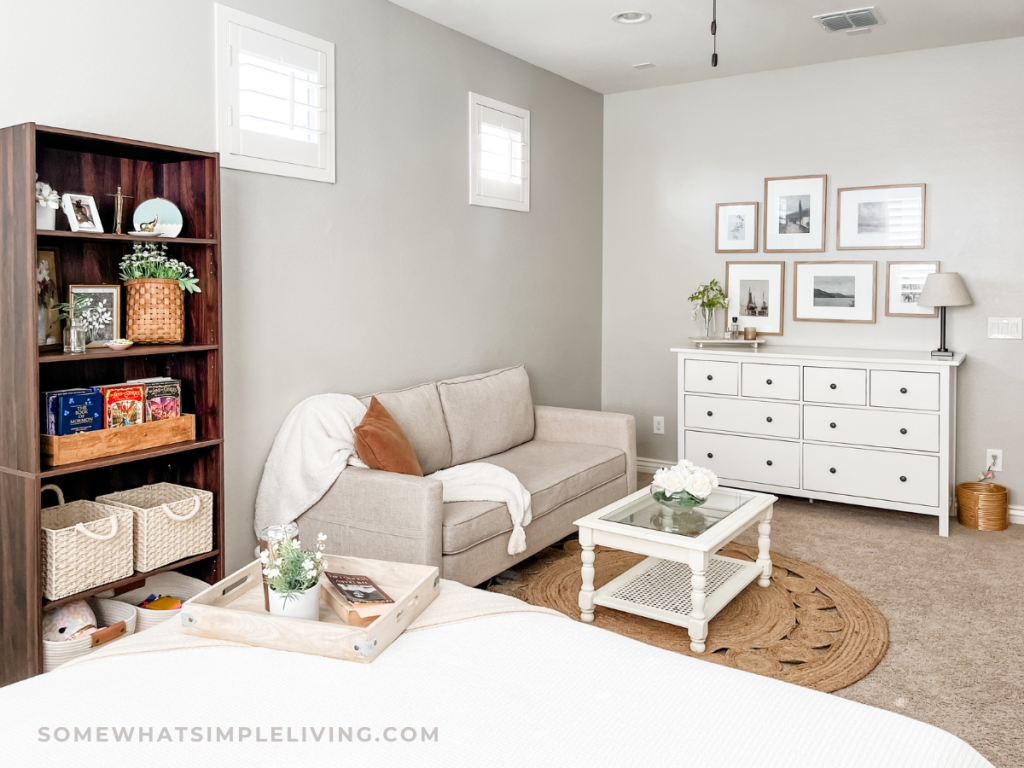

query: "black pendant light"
left=711, top=0, right=718, bottom=67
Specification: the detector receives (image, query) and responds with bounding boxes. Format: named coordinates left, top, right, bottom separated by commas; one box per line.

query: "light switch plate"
left=988, top=317, right=1022, bottom=339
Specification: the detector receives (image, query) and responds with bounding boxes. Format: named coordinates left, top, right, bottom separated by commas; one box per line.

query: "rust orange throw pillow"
left=354, top=397, right=424, bottom=476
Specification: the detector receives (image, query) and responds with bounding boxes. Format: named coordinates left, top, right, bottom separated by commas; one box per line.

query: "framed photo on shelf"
left=61, top=193, right=103, bottom=233
left=36, top=248, right=62, bottom=351
left=764, top=175, right=827, bottom=253
left=725, top=261, right=785, bottom=336
left=886, top=261, right=939, bottom=317
left=68, top=284, right=120, bottom=347
left=794, top=261, right=877, bottom=324
left=715, top=202, right=759, bottom=253
left=837, top=183, right=925, bottom=250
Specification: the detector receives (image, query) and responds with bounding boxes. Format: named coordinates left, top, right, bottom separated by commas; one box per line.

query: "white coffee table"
left=574, top=485, right=776, bottom=653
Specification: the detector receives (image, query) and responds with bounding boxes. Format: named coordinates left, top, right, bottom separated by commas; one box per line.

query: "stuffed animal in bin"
left=42, top=600, right=99, bottom=642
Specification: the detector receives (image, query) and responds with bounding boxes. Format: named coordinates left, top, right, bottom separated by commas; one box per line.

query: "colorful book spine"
left=143, top=380, right=182, bottom=421
left=97, top=385, right=146, bottom=428
left=55, top=391, right=103, bottom=436
left=45, top=388, right=95, bottom=436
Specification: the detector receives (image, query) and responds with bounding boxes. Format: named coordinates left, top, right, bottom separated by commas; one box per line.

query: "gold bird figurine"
left=140, top=214, right=159, bottom=233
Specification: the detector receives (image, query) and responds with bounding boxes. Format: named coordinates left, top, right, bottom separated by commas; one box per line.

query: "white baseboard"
left=1010, top=505, right=1024, bottom=526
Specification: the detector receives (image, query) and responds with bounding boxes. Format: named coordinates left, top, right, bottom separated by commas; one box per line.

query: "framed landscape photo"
left=794, top=261, right=877, bottom=324
left=837, top=184, right=925, bottom=250
left=725, top=261, right=785, bottom=336
left=764, top=175, right=827, bottom=253
left=886, top=261, right=939, bottom=317
left=715, top=202, right=759, bottom=253
left=69, top=284, right=120, bottom=347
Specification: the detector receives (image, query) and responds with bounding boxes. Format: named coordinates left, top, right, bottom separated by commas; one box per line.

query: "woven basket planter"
left=125, top=277, right=185, bottom=344
left=957, top=482, right=1009, bottom=531
left=43, top=597, right=137, bottom=672
left=98, top=483, right=214, bottom=572
left=110, top=571, right=210, bottom=631
left=41, top=485, right=135, bottom=601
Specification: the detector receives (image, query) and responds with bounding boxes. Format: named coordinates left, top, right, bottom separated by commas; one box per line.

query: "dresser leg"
left=579, top=539, right=596, bottom=623
left=756, top=505, right=774, bottom=588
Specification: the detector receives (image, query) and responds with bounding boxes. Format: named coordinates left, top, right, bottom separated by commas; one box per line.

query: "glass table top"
left=600, top=488, right=756, bottom=538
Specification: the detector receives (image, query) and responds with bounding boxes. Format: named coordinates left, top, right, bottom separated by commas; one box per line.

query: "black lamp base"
left=931, top=305, right=954, bottom=358
left=931, top=349, right=954, bottom=359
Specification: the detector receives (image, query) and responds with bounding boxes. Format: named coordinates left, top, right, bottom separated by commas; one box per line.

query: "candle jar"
left=743, top=327, right=757, bottom=341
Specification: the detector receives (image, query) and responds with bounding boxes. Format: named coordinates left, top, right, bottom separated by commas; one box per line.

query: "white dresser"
left=671, top=345, right=965, bottom=536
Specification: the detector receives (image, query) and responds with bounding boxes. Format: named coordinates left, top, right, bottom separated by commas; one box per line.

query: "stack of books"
left=321, top=572, right=395, bottom=628
left=44, top=378, right=182, bottom=436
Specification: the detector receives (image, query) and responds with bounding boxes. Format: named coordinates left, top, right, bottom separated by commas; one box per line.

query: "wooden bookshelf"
left=0, top=123, right=225, bottom=686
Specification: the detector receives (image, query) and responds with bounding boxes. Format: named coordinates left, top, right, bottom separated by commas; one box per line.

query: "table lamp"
left=917, top=272, right=972, bottom=358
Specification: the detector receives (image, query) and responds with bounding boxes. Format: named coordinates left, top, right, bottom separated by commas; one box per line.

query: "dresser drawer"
left=742, top=363, right=800, bottom=401
left=685, top=395, right=800, bottom=439
left=803, top=366, right=866, bottom=406
left=870, top=370, right=940, bottom=411
left=684, top=430, right=800, bottom=489
left=803, top=444, right=938, bottom=506
left=804, top=405, right=939, bottom=452
left=684, top=360, right=738, bottom=395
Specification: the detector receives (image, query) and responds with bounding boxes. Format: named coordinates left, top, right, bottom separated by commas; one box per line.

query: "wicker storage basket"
left=125, top=277, right=184, bottom=344
left=43, top=597, right=137, bottom=672
left=98, top=483, right=214, bottom=572
left=111, top=571, right=210, bottom=631
left=41, top=485, right=135, bottom=601
left=957, top=482, right=1009, bottom=531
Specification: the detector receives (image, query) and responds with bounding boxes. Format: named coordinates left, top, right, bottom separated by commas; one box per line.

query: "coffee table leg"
left=689, top=554, right=708, bottom=653
left=579, top=529, right=596, bottom=623
left=756, top=504, right=774, bottom=588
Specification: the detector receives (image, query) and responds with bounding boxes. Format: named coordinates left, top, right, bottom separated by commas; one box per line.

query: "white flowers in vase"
left=35, top=178, right=59, bottom=209
left=651, top=460, right=719, bottom=505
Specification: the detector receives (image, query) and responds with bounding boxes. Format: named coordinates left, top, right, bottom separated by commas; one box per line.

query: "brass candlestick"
left=106, top=186, right=133, bottom=235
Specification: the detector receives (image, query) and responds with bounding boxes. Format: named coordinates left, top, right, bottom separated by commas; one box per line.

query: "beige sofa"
left=295, top=366, right=636, bottom=586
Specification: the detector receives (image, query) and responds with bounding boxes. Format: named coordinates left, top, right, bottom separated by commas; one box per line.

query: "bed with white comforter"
left=0, top=581, right=990, bottom=767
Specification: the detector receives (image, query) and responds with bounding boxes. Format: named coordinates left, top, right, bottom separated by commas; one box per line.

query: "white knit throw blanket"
left=254, top=394, right=533, bottom=555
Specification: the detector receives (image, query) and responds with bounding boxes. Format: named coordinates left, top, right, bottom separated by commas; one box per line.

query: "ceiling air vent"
left=813, top=7, right=885, bottom=33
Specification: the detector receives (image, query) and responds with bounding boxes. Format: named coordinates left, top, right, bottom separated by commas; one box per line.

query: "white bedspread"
left=0, top=582, right=991, bottom=768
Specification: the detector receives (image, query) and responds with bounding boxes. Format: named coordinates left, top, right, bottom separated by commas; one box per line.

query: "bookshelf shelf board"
left=37, top=230, right=218, bottom=245
left=39, top=344, right=219, bottom=364
left=38, top=438, right=223, bottom=479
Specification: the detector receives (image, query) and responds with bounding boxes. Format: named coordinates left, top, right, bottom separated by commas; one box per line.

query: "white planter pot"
left=268, top=582, right=321, bottom=621
left=36, top=204, right=56, bottom=230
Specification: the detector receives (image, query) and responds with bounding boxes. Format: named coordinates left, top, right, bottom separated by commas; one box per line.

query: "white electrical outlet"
left=987, top=449, right=1003, bottom=472
left=653, top=416, right=665, bottom=435
left=988, top=318, right=1022, bottom=339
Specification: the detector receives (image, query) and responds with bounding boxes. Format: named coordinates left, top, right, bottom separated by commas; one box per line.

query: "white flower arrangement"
left=119, top=242, right=201, bottom=294
left=35, top=176, right=59, bottom=209
left=651, top=460, right=719, bottom=502
left=261, top=533, right=327, bottom=601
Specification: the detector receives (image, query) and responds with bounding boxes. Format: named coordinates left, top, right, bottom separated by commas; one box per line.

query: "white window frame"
left=215, top=4, right=336, bottom=183
left=469, top=93, right=530, bottom=212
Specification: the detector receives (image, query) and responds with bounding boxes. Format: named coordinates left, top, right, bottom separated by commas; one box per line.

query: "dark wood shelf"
left=39, top=438, right=222, bottom=478
left=36, top=230, right=217, bottom=245
left=39, top=344, right=219, bottom=364
left=42, top=549, right=221, bottom=611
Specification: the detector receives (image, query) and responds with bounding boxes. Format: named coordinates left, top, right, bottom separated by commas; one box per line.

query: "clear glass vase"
left=63, top=320, right=86, bottom=355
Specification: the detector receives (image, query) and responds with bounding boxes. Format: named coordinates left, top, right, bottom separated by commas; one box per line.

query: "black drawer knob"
left=707, top=410, right=713, bottom=417
left=830, top=467, right=837, bottom=474
left=900, top=428, right=908, bottom=435
left=900, top=476, right=907, bottom=482
left=900, top=387, right=908, bottom=394
left=707, top=452, right=713, bottom=459
left=830, top=383, right=837, bottom=390
left=830, top=422, right=837, bottom=429
left=766, top=379, right=773, bottom=385
left=707, top=374, right=714, bottom=381
left=766, top=460, right=773, bottom=466
left=766, top=416, right=773, bottom=423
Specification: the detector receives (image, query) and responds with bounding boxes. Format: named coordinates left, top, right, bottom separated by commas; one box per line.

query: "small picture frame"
left=37, top=248, right=62, bottom=351
left=794, top=261, right=877, bottom=324
left=61, top=193, right=103, bottom=233
left=837, top=184, right=925, bottom=250
left=68, top=285, right=120, bottom=347
left=725, top=261, right=785, bottom=336
left=715, top=202, right=759, bottom=253
left=886, top=261, right=939, bottom=318
left=764, top=175, right=827, bottom=253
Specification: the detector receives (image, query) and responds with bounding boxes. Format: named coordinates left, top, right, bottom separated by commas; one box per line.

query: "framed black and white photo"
left=61, top=193, right=104, bottom=233
left=725, top=261, right=785, bottom=335
left=69, top=285, right=120, bottom=347
left=715, top=202, right=758, bottom=253
left=764, top=175, right=826, bottom=253
left=837, top=184, right=925, bottom=250
left=886, top=261, right=939, bottom=317
left=794, top=261, right=876, bottom=324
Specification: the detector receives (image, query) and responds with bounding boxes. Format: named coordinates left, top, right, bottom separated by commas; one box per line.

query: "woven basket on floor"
left=43, top=597, right=137, bottom=672
left=110, top=571, right=210, bottom=631
left=41, top=485, right=135, bottom=601
left=125, top=277, right=184, bottom=344
left=98, top=483, right=214, bottom=572
left=957, top=482, right=1009, bottom=531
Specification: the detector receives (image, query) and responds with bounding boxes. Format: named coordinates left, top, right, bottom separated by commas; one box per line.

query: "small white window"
left=215, top=5, right=335, bottom=183
left=469, top=93, right=529, bottom=212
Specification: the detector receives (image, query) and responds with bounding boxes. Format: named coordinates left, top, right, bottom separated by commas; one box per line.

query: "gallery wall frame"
left=763, top=175, right=827, bottom=253
left=837, top=183, right=926, bottom=250
left=885, top=261, right=940, bottom=318
left=725, top=261, right=785, bottom=336
left=715, top=202, right=759, bottom=253
left=793, top=260, right=877, bottom=324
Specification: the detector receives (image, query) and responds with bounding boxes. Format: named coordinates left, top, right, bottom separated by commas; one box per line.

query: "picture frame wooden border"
left=715, top=202, right=759, bottom=253
left=68, top=284, right=121, bottom=347
left=836, top=183, right=926, bottom=250
left=725, top=261, right=785, bottom=336
left=763, top=174, right=827, bottom=253
left=36, top=247, right=62, bottom=352
left=793, top=260, right=877, bottom=324
left=885, top=261, right=940, bottom=318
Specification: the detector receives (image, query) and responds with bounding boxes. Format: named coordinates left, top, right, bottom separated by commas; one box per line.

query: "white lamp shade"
left=918, top=272, right=972, bottom=308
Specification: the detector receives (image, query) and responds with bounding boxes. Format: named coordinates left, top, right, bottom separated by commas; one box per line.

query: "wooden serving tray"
left=181, top=555, right=439, bottom=663
left=41, top=414, right=196, bottom=467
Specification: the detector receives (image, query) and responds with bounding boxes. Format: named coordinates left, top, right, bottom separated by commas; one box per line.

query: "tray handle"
left=159, top=497, right=201, bottom=522
left=90, top=621, right=127, bottom=647
left=75, top=516, right=118, bottom=541
left=41, top=484, right=65, bottom=506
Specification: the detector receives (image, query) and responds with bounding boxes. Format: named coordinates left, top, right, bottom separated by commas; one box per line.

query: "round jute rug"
left=488, top=540, right=888, bottom=693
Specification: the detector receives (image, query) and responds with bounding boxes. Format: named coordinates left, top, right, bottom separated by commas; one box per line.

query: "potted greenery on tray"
left=261, top=533, right=328, bottom=621
left=689, top=279, right=728, bottom=339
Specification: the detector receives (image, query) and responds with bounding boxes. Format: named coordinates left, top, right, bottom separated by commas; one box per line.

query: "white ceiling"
left=388, top=0, right=1024, bottom=94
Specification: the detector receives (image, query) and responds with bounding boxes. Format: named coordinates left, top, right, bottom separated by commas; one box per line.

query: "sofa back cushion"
left=358, top=383, right=451, bottom=475
left=437, top=366, right=535, bottom=466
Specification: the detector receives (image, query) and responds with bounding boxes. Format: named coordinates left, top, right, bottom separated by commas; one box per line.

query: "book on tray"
left=44, top=379, right=183, bottom=435
left=322, top=572, right=395, bottom=627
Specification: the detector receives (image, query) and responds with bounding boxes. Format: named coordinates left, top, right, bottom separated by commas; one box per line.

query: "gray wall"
left=603, top=38, right=1024, bottom=501
left=2, top=0, right=604, bottom=569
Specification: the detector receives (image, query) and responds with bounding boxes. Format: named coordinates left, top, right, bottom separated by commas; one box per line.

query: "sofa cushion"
left=359, top=383, right=451, bottom=475
left=437, top=366, right=535, bottom=466
left=354, top=397, right=424, bottom=476
left=441, top=440, right=626, bottom=554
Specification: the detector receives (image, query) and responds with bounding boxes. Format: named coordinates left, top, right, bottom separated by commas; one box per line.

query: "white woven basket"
left=110, top=571, right=210, bottom=631
left=42, top=597, right=137, bottom=673
left=41, top=485, right=135, bottom=601
left=98, top=483, right=214, bottom=572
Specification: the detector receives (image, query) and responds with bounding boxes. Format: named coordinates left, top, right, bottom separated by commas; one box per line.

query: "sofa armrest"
left=296, top=467, right=444, bottom=568
left=533, top=405, right=637, bottom=494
